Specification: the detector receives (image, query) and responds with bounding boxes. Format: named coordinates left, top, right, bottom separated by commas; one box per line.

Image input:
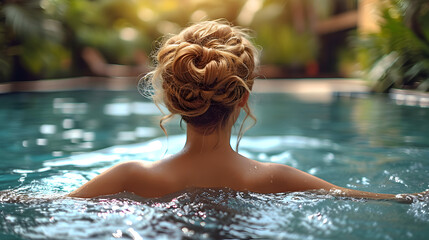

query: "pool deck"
left=0, top=77, right=368, bottom=103
left=253, top=78, right=368, bottom=93
left=2, top=77, right=429, bottom=105
left=0, top=77, right=369, bottom=93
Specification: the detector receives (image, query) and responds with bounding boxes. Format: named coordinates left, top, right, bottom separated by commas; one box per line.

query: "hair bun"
left=170, top=42, right=235, bottom=104
left=144, top=20, right=258, bottom=135
left=168, top=82, right=211, bottom=118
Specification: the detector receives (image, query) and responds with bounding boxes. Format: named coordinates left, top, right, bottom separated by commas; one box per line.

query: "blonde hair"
left=140, top=20, right=259, bottom=149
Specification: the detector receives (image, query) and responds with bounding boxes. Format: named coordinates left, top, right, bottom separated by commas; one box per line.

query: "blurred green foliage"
left=0, top=0, right=327, bottom=82
left=251, top=0, right=318, bottom=66
left=356, top=0, right=429, bottom=92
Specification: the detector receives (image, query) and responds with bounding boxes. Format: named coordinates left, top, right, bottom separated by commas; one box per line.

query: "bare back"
left=122, top=152, right=336, bottom=198
left=68, top=151, right=419, bottom=201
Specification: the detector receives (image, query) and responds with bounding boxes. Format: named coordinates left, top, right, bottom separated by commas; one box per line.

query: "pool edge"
left=1, top=77, right=368, bottom=94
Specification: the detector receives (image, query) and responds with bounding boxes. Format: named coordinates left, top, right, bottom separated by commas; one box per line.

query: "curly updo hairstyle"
left=140, top=20, right=259, bottom=145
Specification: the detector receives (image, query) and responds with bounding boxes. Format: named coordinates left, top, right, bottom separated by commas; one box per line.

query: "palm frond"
left=356, top=0, right=429, bottom=92
left=0, top=21, right=10, bottom=81
left=3, top=2, right=45, bottom=38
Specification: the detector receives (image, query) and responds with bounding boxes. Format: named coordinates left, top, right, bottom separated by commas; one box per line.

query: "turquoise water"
left=0, top=90, right=428, bottom=239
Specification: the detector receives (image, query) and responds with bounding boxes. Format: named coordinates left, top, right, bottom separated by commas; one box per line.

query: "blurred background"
left=0, top=0, right=428, bottom=92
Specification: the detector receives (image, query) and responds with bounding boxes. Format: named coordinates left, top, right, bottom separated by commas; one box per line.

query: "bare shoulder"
left=243, top=159, right=335, bottom=193
left=121, top=160, right=182, bottom=198
left=120, top=160, right=166, bottom=184
left=68, top=160, right=158, bottom=198
left=119, top=160, right=154, bottom=172
left=242, top=158, right=296, bottom=176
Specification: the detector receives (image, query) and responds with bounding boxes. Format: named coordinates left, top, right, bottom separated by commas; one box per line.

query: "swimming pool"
left=0, top=90, right=428, bottom=239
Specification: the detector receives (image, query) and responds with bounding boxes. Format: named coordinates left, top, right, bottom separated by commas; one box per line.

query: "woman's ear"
left=238, top=92, right=249, bottom=107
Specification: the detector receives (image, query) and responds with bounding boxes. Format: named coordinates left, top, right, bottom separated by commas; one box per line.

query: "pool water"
left=0, top=90, right=428, bottom=239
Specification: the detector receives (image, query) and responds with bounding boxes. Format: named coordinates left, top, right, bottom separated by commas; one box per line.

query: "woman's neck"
left=183, top=125, right=235, bottom=154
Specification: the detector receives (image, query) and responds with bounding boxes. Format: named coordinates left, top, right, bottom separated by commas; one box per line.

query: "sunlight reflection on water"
left=0, top=135, right=428, bottom=239
left=1, top=91, right=429, bottom=239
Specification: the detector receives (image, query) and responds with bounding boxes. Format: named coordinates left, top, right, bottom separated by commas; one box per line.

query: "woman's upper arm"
left=68, top=161, right=141, bottom=198
left=270, top=163, right=336, bottom=192
left=270, top=163, right=401, bottom=201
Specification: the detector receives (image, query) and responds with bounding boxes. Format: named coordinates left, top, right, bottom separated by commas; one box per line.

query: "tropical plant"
left=356, top=0, right=429, bottom=92
left=0, top=18, right=9, bottom=81
left=0, top=0, right=323, bottom=82
left=250, top=0, right=318, bottom=67
left=0, top=0, right=151, bottom=81
left=0, top=0, right=71, bottom=81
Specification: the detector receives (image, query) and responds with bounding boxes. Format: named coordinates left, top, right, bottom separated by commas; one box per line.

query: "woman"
left=69, top=21, right=426, bottom=202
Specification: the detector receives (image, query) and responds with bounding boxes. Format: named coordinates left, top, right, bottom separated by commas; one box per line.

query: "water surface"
left=0, top=91, right=428, bottom=239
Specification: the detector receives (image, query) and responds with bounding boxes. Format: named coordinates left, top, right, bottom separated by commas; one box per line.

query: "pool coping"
left=0, top=77, right=368, bottom=94
left=0, top=77, right=139, bottom=93
left=252, top=78, right=369, bottom=94
left=2, top=76, right=429, bottom=106
left=389, top=88, right=429, bottom=108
